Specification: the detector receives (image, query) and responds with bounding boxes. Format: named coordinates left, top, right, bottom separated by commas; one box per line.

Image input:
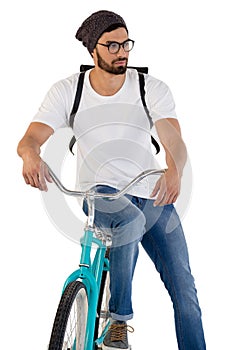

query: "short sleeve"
left=32, top=78, right=74, bottom=131
left=145, top=75, right=177, bottom=122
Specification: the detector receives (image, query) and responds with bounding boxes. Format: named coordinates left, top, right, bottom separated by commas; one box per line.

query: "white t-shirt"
left=33, top=68, right=177, bottom=198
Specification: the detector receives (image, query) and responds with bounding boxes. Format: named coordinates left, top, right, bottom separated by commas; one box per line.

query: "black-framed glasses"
left=97, top=39, right=135, bottom=54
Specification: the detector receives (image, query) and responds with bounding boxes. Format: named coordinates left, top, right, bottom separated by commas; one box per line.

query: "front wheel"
left=48, top=281, right=88, bottom=350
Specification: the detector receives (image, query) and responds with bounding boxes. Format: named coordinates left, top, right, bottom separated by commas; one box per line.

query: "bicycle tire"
left=48, top=281, right=88, bottom=350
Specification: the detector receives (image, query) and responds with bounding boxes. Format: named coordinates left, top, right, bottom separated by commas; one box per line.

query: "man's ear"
left=91, top=48, right=97, bottom=62
left=91, top=47, right=96, bottom=58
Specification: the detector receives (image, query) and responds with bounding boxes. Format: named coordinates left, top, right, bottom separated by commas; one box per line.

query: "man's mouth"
left=113, top=58, right=127, bottom=65
left=115, top=61, right=126, bottom=65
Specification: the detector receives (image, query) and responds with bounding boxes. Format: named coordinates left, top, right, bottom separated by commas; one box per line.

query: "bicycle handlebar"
left=45, top=162, right=166, bottom=200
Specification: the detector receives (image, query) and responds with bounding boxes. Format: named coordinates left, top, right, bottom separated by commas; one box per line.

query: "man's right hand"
left=17, top=122, right=54, bottom=191
left=22, top=153, right=52, bottom=191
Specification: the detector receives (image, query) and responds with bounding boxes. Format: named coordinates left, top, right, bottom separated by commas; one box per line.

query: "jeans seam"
left=144, top=233, right=185, bottom=350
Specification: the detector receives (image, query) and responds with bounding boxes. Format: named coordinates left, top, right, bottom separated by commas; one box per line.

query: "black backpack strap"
left=69, top=136, right=77, bottom=155
left=69, top=71, right=85, bottom=128
left=138, top=72, right=160, bottom=154
left=69, top=72, right=85, bottom=154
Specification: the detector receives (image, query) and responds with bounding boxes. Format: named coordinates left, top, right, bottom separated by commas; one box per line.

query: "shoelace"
left=109, top=323, right=134, bottom=342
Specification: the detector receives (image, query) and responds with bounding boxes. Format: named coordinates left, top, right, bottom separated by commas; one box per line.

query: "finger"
left=170, top=193, right=178, bottom=204
left=27, top=175, right=37, bottom=188
left=153, top=191, right=166, bottom=206
left=153, top=185, right=175, bottom=206
left=23, top=174, right=30, bottom=185
left=38, top=168, right=48, bottom=192
left=23, top=168, right=42, bottom=190
left=155, top=190, right=178, bottom=207
left=44, top=164, right=53, bottom=183
left=166, top=186, right=179, bottom=204
left=150, top=179, right=161, bottom=198
left=29, top=169, right=41, bottom=189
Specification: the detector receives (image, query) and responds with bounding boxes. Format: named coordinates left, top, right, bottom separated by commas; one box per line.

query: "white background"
left=1, top=0, right=233, bottom=349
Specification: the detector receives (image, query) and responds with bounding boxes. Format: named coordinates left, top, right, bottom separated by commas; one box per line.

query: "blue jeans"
left=83, top=185, right=206, bottom=350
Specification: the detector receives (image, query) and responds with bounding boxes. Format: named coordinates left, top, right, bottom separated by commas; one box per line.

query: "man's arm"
left=17, top=122, right=54, bottom=191
left=150, top=118, right=187, bottom=206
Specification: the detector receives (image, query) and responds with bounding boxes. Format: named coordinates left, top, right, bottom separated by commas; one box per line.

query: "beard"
left=96, top=49, right=128, bottom=75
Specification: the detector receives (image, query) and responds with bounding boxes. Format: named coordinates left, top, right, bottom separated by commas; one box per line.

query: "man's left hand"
left=150, top=169, right=181, bottom=206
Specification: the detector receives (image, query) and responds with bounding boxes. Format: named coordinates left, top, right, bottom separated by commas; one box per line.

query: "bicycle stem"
left=86, top=191, right=95, bottom=228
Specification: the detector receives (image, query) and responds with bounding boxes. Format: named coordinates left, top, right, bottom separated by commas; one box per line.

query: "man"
left=17, top=10, right=206, bottom=350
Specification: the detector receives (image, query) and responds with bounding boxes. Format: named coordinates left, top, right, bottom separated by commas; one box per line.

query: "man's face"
left=93, top=27, right=129, bottom=75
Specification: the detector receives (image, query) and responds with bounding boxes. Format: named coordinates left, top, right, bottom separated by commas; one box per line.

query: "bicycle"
left=45, top=162, right=165, bottom=350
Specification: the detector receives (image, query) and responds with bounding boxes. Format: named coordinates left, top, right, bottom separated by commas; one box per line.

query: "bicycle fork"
left=62, top=228, right=108, bottom=350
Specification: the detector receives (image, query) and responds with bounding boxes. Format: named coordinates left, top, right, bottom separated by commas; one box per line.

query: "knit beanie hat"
left=76, top=10, right=128, bottom=54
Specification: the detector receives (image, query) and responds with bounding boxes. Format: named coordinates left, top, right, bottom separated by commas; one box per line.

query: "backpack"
left=68, top=65, right=160, bottom=155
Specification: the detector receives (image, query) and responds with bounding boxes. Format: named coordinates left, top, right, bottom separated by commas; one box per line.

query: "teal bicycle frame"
left=46, top=163, right=165, bottom=350
left=62, top=226, right=109, bottom=350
